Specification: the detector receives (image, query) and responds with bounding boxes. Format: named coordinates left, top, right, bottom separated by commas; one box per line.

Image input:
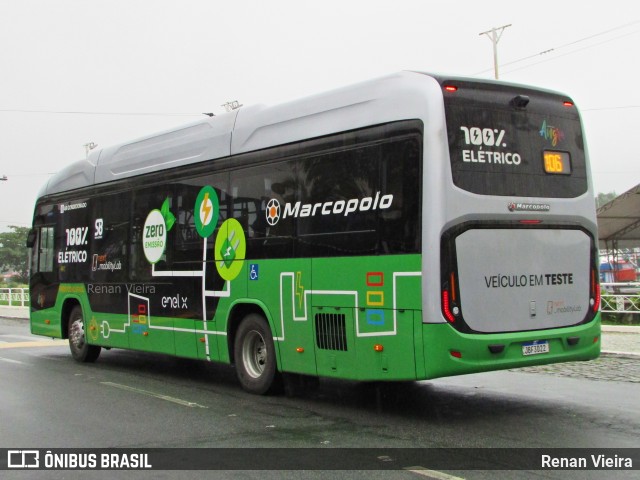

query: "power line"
left=0, top=172, right=57, bottom=177
left=0, top=109, right=203, bottom=117
left=583, top=105, right=640, bottom=112
left=473, top=20, right=640, bottom=76
left=500, top=29, right=640, bottom=75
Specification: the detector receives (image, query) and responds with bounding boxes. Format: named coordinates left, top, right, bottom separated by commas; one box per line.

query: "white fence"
left=1, top=284, right=638, bottom=315
left=601, top=283, right=640, bottom=315
left=0, top=288, right=30, bottom=307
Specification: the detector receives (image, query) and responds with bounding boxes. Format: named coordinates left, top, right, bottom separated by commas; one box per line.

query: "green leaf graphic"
left=161, top=198, right=176, bottom=231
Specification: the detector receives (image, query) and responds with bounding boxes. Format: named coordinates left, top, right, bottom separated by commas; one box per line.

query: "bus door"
left=27, top=220, right=59, bottom=337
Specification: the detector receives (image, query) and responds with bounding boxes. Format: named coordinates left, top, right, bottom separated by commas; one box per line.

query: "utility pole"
left=479, top=24, right=511, bottom=79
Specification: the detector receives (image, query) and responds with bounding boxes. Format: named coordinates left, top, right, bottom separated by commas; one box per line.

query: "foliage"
left=0, top=226, right=30, bottom=283
left=596, top=191, right=617, bottom=209
left=600, top=292, right=640, bottom=325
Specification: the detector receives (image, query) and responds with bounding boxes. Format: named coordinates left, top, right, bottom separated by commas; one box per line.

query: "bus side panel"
left=310, top=255, right=422, bottom=381
left=31, top=284, right=89, bottom=339
left=249, top=258, right=317, bottom=376
left=174, top=317, right=198, bottom=359
left=422, top=313, right=601, bottom=379
left=30, top=307, right=63, bottom=338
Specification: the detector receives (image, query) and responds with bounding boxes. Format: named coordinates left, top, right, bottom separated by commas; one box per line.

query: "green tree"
left=0, top=226, right=31, bottom=283
left=596, top=191, right=617, bottom=209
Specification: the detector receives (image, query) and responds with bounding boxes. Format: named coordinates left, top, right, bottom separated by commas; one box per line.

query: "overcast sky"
left=1, top=0, right=638, bottom=230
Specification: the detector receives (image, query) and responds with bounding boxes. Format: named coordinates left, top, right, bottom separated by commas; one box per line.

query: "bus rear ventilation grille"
left=315, top=313, right=348, bottom=351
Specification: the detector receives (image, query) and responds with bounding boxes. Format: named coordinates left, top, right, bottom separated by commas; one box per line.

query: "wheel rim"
left=69, top=317, right=85, bottom=351
left=241, top=330, right=267, bottom=378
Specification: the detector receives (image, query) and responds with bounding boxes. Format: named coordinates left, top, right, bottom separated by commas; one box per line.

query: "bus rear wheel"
left=234, top=314, right=279, bottom=394
left=68, top=306, right=101, bottom=363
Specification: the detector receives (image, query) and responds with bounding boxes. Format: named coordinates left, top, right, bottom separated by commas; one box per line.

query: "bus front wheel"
left=68, top=306, right=101, bottom=363
left=234, top=314, right=279, bottom=394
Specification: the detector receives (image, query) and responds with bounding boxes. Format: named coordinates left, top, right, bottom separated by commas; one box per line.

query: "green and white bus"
left=28, top=72, right=601, bottom=394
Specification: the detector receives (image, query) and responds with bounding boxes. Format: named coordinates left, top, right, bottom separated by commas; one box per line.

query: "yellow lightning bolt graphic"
left=296, top=271, right=304, bottom=310
left=201, top=192, right=212, bottom=225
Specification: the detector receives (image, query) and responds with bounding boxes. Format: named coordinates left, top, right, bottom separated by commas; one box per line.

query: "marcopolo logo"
left=59, top=202, right=87, bottom=214
left=265, top=199, right=281, bottom=226
left=508, top=202, right=551, bottom=213
left=265, top=192, right=394, bottom=226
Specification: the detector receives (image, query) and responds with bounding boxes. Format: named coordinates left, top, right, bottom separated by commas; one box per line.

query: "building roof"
left=597, top=183, right=640, bottom=250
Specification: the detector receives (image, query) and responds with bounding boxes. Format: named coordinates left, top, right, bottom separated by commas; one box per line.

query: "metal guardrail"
left=601, top=282, right=640, bottom=315
left=0, top=288, right=30, bottom=307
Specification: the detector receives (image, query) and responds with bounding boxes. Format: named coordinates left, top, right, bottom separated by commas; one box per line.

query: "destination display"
left=543, top=150, right=571, bottom=175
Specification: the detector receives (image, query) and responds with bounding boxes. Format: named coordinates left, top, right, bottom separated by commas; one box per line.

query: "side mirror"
left=26, top=228, right=37, bottom=248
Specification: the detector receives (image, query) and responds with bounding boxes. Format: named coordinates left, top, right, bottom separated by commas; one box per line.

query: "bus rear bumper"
left=422, top=314, right=601, bottom=379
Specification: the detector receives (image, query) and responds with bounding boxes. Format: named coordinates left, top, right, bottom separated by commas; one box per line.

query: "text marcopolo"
left=282, top=192, right=393, bottom=219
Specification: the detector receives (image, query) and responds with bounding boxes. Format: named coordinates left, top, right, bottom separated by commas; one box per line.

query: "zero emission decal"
left=142, top=188, right=246, bottom=281
left=142, top=198, right=175, bottom=264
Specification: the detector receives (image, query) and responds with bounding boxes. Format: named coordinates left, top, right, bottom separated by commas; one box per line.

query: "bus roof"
left=37, top=71, right=570, bottom=199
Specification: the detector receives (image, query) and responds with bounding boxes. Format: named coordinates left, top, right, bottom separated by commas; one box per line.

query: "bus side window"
left=31, top=226, right=54, bottom=273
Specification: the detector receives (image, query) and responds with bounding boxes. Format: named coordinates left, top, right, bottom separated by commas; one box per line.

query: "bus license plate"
left=522, top=341, right=549, bottom=356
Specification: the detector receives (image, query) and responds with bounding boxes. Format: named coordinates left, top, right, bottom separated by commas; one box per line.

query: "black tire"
left=234, top=313, right=279, bottom=394
left=68, top=306, right=101, bottom=363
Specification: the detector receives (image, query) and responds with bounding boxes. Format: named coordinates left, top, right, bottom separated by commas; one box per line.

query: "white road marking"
left=100, top=381, right=208, bottom=408
left=0, top=339, right=68, bottom=349
left=404, top=467, right=466, bottom=480
left=0, top=356, right=28, bottom=365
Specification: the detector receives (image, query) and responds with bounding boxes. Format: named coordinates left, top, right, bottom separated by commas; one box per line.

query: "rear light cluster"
left=442, top=290, right=455, bottom=323
left=591, top=268, right=601, bottom=313
left=442, top=272, right=459, bottom=323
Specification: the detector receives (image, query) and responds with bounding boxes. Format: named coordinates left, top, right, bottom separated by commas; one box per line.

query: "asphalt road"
left=1, top=317, right=639, bottom=480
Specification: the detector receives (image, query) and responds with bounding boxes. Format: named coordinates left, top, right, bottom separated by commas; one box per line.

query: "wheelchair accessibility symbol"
left=249, top=264, right=259, bottom=281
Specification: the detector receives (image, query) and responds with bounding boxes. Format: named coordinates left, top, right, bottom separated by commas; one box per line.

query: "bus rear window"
left=443, top=80, right=588, bottom=198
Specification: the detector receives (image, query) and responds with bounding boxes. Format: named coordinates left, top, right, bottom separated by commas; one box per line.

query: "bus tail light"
left=442, top=290, right=456, bottom=323
left=444, top=85, right=458, bottom=92
left=442, top=271, right=459, bottom=323
left=591, top=268, right=601, bottom=313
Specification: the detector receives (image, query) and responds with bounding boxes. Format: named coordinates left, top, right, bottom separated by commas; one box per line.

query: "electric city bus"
left=27, top=72, right=601, bottom=394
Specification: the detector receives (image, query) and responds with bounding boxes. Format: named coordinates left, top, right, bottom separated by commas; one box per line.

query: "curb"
left=602, top=325, right=640, bottom=333
left=0, top=308, right=29, bottom=320
left=601, top=351, right=640, bottom=360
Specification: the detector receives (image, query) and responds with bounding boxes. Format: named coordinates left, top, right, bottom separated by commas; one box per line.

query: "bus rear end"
left=424, top=77, right=600, bottom=378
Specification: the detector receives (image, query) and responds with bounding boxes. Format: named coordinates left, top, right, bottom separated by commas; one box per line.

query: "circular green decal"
left=214, top=218, right=246, bottom=281
left=143, top=209, right=167, bottom=264
left=195, top=186, right=219, bottom=238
